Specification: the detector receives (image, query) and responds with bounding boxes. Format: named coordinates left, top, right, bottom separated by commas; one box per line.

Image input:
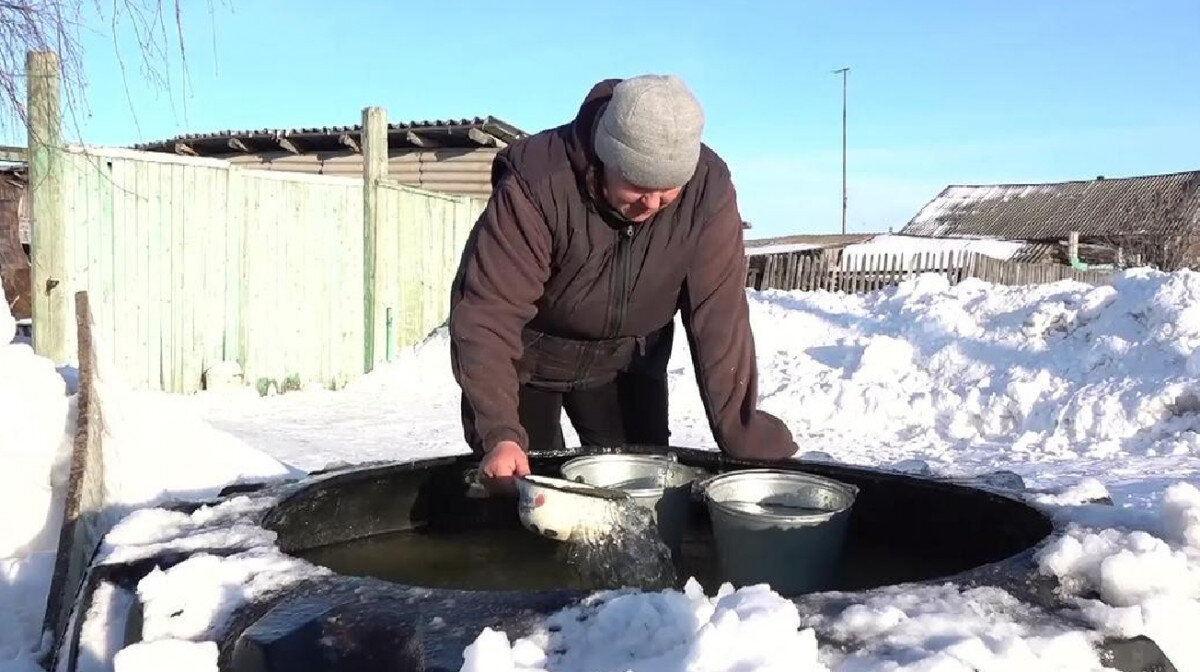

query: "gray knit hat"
left=594, top=75, right=706, bottom=189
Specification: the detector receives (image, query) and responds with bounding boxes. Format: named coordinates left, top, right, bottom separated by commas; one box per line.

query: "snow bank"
left=812, top=584, right=1106, bottom=672
left=0, top=281, right=295, bottom=672
left=666, top=269, right=1200, bottom=484
left=460, top=580, right=1114, bottom=672
left=88, top=329, right=295, bottom=512
left=76, top=496, right=327, bottom=670
left=1037, top=483, right=1200, bottom=668
left=112, top=639, right=217, bottom=672
left=0, top=285, right=74, bottom=670
left=461, top=579, right=827, bottom=672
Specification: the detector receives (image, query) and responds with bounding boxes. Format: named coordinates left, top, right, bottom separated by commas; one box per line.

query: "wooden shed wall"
left=1, top=176, right=31, bottom=319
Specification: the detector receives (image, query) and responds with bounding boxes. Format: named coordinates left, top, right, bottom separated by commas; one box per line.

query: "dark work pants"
left=464, top=372, right=671, bottom=454
left=521, top=372, right=671, bottom=453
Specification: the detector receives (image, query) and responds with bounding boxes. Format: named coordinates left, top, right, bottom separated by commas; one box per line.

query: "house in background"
left=900, top=170, right=1200, bottom=270
left=137, top=117, right=527, bottom=200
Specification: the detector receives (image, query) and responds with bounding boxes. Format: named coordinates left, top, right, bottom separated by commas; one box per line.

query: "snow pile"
left=88, top=329, right=295, bottom=512
left=664, top=269, right=1200, bottom=480
left=1037, top=483, right=1200, bottom=667
left=83, top=496, right=326, bottom=669
left=460, top=581, right=1115, bottom=672
left=0, top=286, right=74, bottom=670
left=183, top=269, right=1200, bottom=485
left=112, top=639, right=217, bottom=672
left=0, top=278, right=295, bottom=671
left=811, top=584, right=1107, bottom=672
left=97, top=496, right=279, bottom=566
left=136, top=549, right=321, bottom=642
left=460, top=580, right=826, bottom=672
left=1035, top=478, right=1112, bottom=507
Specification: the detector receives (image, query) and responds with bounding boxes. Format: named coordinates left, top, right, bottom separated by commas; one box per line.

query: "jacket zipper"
left=576, top=224, right=636, bottom=385
left=606, top=224, right=636, bottom=337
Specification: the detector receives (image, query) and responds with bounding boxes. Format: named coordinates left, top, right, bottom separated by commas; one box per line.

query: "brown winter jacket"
left=449, top=79, right=797, bottom=460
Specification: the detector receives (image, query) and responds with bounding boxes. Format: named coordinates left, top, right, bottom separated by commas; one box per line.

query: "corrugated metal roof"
left=902, top=171, right=1200, bottom=240
left=134, top=116, right=527, bottom=155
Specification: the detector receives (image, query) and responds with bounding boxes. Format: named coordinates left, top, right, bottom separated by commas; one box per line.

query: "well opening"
left=264, top=447, right=1053, bottom=595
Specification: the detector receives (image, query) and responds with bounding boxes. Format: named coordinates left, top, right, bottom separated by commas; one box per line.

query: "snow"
left=1, top=284, right=75, bottom=671
left=87, top=328, right=298, bottom=513
left=1034, top=483, right=1200, bottom=667
left=745, top=241, right=822, bottom=256
left=460, top=580, right=827, bottom=672
left=135, top=548, right=324, bottom=642
left=840, top=234, right=1025, bottom=265
left=7, top=269, right=1200, bottom=671
left=112, top=640, right=217, bottom=672
left=813, top=584, right=1107, bottom=672
left=744, top=234, right=1024, bottom=267
left=0, top=282, right=294, bottom=672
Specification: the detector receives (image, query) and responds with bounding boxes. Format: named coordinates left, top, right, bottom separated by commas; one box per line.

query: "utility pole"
left=832, top=67, right=849, bottom=235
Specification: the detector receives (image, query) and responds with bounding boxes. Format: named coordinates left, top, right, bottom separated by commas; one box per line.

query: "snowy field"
left=4, top=269, right=1200, bottom=671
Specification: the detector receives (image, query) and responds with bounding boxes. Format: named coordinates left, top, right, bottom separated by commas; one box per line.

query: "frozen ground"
left=4, top=269, right=1200, bottom=671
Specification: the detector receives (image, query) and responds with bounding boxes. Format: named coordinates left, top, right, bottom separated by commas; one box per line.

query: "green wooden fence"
left=54, top=145, right=484, bottom=393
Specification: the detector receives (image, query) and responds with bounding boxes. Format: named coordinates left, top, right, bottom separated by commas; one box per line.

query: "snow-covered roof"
left=744, top=233, right=879, bottom=256
left=840, top=234, right=1024, bottom=262
left=903, top=170, right=1200, bottom=240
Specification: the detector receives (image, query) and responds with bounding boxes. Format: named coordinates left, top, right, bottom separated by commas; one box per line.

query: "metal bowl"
left=515, top=474, right=627, bottom=542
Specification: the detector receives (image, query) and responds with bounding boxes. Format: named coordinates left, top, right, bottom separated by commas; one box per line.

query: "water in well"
left=300, top=499, right=683, bottom=592
left=279, top=453, right=1055, bottom=600
left=559, top=499, right=676, bottom=591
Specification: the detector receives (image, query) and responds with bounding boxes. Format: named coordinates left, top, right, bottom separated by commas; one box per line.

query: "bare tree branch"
left=0, top=0, right=212, bottom=142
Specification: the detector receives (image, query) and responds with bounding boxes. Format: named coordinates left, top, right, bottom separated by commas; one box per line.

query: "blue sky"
left=17, top=0, right=1200, bottom=238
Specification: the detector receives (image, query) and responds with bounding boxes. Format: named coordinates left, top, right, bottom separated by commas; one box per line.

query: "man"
left=450, top=74, right=797, bottom=491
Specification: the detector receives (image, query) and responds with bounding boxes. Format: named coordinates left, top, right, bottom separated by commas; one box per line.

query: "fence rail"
left=746, top=250, right=1114, bottom=293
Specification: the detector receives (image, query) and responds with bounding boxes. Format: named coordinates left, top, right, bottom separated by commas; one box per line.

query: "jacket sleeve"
left=450, top=175, right=551, bottom=452
left=680, top=179, right=798, bottom=460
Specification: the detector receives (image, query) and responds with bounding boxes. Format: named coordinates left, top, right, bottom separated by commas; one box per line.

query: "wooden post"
left=362, top=106, right=388, bottom=372
left=28, top=51, right=68, bottom=362
left=43, top=292, right=106, bottom=650
left=1068, top=231, right=1080, bottom=265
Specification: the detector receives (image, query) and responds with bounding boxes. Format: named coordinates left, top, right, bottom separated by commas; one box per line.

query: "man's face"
left=601, top=169, right=684, bottom=223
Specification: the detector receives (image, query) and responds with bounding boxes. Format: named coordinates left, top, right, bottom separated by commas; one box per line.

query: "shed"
left=1, top=167, right=30, bottom=320
left=901, top=170, right=1200, bottom=268
left=136, top=117, right=527, bottom=200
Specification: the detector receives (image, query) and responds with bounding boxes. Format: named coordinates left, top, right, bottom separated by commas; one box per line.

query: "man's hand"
left=480, top=440, right=531, bottom=494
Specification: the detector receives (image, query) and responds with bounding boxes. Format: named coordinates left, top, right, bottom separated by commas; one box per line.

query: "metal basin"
left=561, top=454, right=707, bottom=554
left=702, top=469, right=857, bottom=596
